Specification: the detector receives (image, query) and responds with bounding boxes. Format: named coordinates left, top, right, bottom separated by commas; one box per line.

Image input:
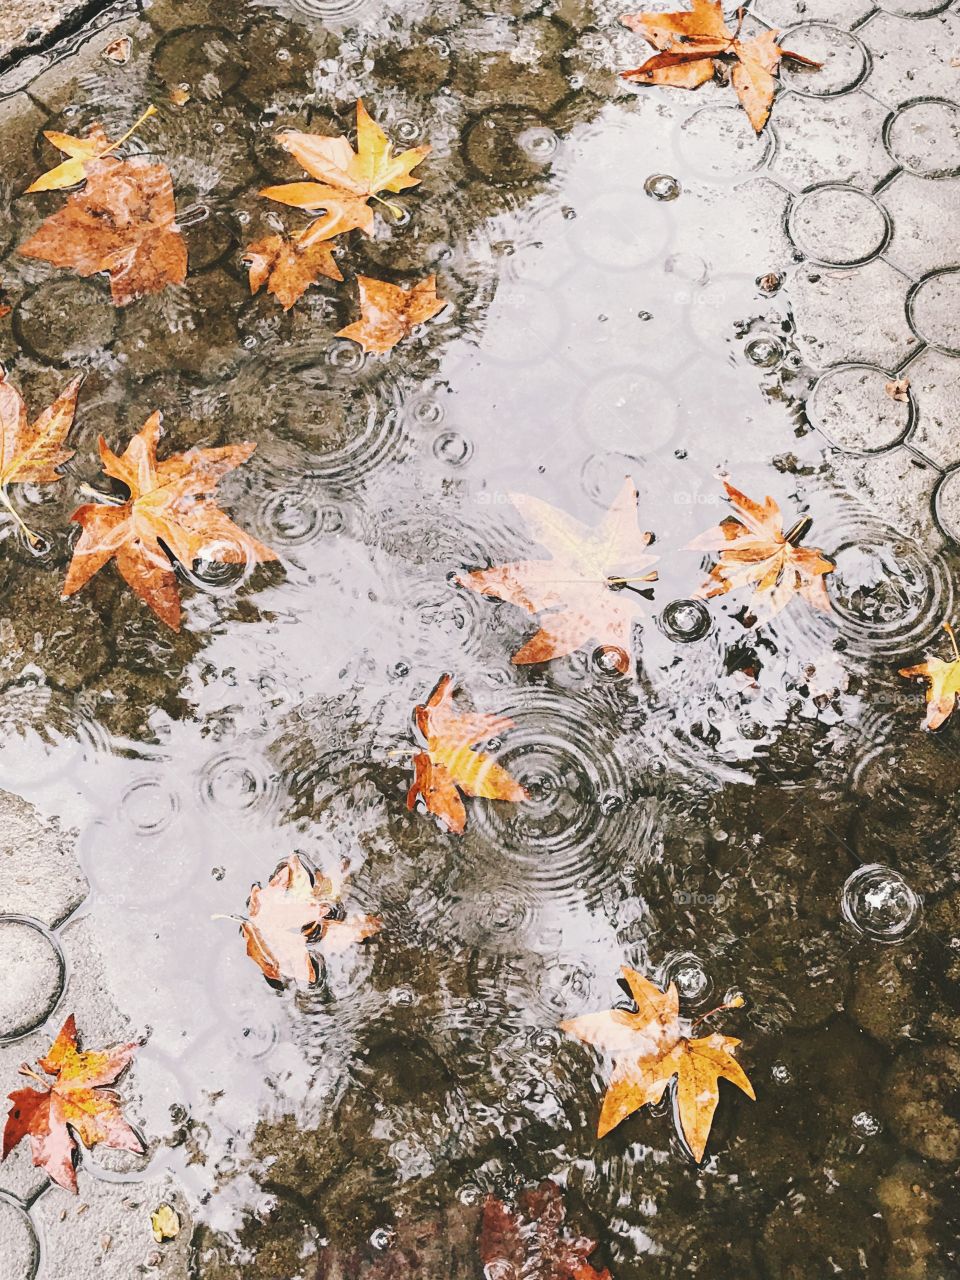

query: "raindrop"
left=389, top=661, right=410, bottom=680
left=598, top=792, right=624, bottom=815
left=665, top=952, right=710, bottom=1000
left=637, top=310, right=653, bottom=321
left=211, top=866, right=225, bottom=881
left=389, top=986, right=416, bottom=1006
left=326, top=341, right=365, bottom=372
left=644, top=173, right=680, bottom=201
left=592, top=644, right=629, bottom=676
left=562, top=206, right=577, bottom=220
left=517, top=126, right=559, bottom=161
left=659, top=599, right=712, bottom=642
left=841, top=864, right=921, bottom=942
left=771, top=1061, right=792, bottom=1084
left=369, top=1228, right=394, bottom=1251
left=744, top=334, right=785, bottom=368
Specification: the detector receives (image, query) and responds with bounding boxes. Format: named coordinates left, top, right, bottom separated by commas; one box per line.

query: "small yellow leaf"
left=150, top=1204, right=181, bottom=1242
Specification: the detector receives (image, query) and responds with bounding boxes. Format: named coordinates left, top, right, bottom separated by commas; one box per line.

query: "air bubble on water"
left=211, top=866, right=225, bottom=881
left=598, top=792, right=624, bottom=816
left=433, top=430, right=473, bottom=466
left=637, top=310, right=653, bottom=321
left=841, top=863, right=921, bottom=942
left=644, top=173, right=680, bottom=201
left=771, top=1061, right=792, bottom=1084
left=852, top=1110, right=881, bottom=1138
left=659, top=599, right=712, bottom=643
left=389, top=661, right=410, bottom=680
left=389, top=986, right=416, bottom=1006
left=744, top=335, right=785, bottom=368
left=592, top=644, right=629, bottom=676
left=370, top=1228, right=394, bottom=1251
left=562, top=205, right=577, bottom=220
left=458, top=1183, right=482, bottom=1206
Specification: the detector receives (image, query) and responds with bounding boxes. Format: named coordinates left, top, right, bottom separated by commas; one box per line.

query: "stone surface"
left=902, top=347, right=960, bottom=467
left=0, top=919, right=63, bottom=1041
left=788, top=185, right=888, bottom=265
left=0, top=792, right=87, bottom=929
left=882, top=173, right=960, bottom=278
left=791, top=260, right=921, bottom=369
left=808, top=364, right=910, bottom=453
left=0, top=0, right=90, bottom=62
left=908, top=269, right=960, bottom=354
left=0, top=1195, right=38, bottom=1280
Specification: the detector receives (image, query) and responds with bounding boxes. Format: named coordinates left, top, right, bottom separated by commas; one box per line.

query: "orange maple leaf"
left=336, top=274, right=447, bottom=354
left=239, top=853, right=381, bottom=986
left=19, top=154, right=188, bottom=306
left=0, top=368, right=82, bottom=545
left=243, top=222, right=344, bottom=311
left=2, top=1015, right=142, bottom=1193
left=561, top=968, right=753, bottom=1161
left=620, top=2, right=819, bottom=131
left=689, top=480, right=834, bottom=623
left=62, top=411, right=277, bottom=630
left=899, top=621, right=960, bottom=731
left=406, top=674, right=528, bottom=835
left=261, top=99, right=431, bottom=238
left=459, top=477, right=658, bottom=665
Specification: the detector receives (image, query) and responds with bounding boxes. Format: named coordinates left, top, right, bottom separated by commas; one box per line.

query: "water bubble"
left=771, top=1061, right=792, bottom=1084
left=852, top=1110, right=881, bottom=1137
left=841, top=864, right=921, bottom=942
left=664, top=951, right=711, bottom=1001
left=395, top=119, right=421, bottom=143
left=637, top=310, right=653, bottom=321
left=744, top=334, right=785, bottom=368
left=517, top=126, right=559, bottom=161
left=592, top=644, right=630, bottom=676
left=370, top=1228, right=394, bottom=1251
left=598, top=792, right=624, bottom=816
left=211, top=866, right=225, bottom=881
left=389, top=986, right=416, bottom=1006
left=389, top=661, right=410, bottom=680
left=459, top=1183, right=482, bottom=1206
left=644, top=173, right=681, bottom=201
left=432, top=430, right=474, bottom=467
left=659, top=599, right=712, bottom=643
left=562, top=205, right=577, bottom=220
left=326, top=341, right=365, bottom=372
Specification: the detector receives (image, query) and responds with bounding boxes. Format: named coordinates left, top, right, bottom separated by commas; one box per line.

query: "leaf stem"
left=102, top=104, right=158, bottom=160
left=17, top=1064, right=49, bottom=1086
left=691, top=993, right=745, bottom=1029
left=0, top=486, right=40, bottom=547
left=945, top=621, right=960, bottom=663
left=370, top=192, right=404, bottom=218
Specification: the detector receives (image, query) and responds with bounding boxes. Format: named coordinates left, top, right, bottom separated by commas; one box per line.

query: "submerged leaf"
left=899, top=622, right=960, bottom=730
left=0, top=368, right=82, bottom=545
left=2, top=1015, right=142, bottom=1194
left=150, top=1203, right=181, bottom=1242
left=336, top=274, right=446, bottom=353
left=406, top=674, right=528, bottom=835
left=480, top=1181, right=612, bottom=1280
left=459, top=477, right=658, bottom=665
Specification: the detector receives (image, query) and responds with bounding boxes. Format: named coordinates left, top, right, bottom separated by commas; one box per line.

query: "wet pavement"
left=1, top=0, right=960, bottom=1277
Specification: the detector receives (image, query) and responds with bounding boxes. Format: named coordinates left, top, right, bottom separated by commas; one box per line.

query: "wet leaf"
left=406, top=673, right=528, bottom=835
left=20, top=153, right=187, bottom=307
left=899, top=622, right=960, bottom=730
left=0, top=368, right=82, bottom=545
left=561, top=968, right=753, bottom=1161
left=238, top=853, right=381, bottom=985
left=459, top=477, right=658, bottom=665
left=480, top=1181, right=611, bottom=1280
left=620, top=1, right=819, bottom=131
left=26, top=105, right=156, bottom=193
left=261, top=99, right=430, bottom=237
left=244, top=223, right=343, bottom=311
left=102, top=36, right=132, bottom=65
left=689, top=480, right=834, bottom=623
left=2, top=1014, right=142, bottom=1194
left=150, top=1203, right=181, bottom=1242
left=885, top=377, right=910, bottom=403
left=336, top=274, right=446, bottom=354
left=62, top=411, right=277, bottom=630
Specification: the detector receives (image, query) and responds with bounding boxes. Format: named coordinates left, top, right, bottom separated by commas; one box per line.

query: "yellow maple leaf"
left=899, top=622, right=960, bottom=730
left=26, top=105, right=156, bottom=193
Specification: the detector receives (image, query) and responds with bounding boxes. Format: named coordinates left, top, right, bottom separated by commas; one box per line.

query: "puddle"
left=0, top=0, right=958, bottom=1276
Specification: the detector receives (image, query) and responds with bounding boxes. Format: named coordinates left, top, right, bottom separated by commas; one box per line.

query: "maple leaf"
left=688, top=480, right=834, bottom=623
left=406, top=674, right=528, bottom=835
left=459, top=477, right=658, bottom=665
left=19, top=154, right=187, bottom=307
left=260, top=99, right=431, bottom=237
left=62, top=411, right=277, bottom=630
left=620, top=2, right=819, bottom=131
left=480, top=1181, right=612, bottom=1280
left=336, top=274, right=446, bottom=354
left=0, top=368, right=82, bottom=546
left=243, top=222, right=344, bottom=311
left=2, top=1014, right=142, bottom=1194
left=238, top=853, right=381, bottom=985
left=26, top=105, right=157, bottom=193
left=561, top=967, right=753, bottom=1161
left=899, top=621, right=960, bottom=730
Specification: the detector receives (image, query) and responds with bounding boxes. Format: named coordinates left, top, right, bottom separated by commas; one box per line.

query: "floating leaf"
left=0, top=368, right=82, bottom=545
left=899, top=621, right=960, bottom=730
left=26, top=105, right=156, bottom=193
left=243, top=223, right=343, bottom=311
left=336, top=274, right=446, bottom=353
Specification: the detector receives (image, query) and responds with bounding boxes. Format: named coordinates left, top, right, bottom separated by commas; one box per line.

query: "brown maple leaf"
left=620, top=2, right=819, bottom=131
left=261, top=99, right=431, bottom=239
left=20, top=154, right=188, bottom=307
left=561, top=968, right=753, bottom=1161
left=899, top=621, right=960, bottom=730
left=336, top=274, right=447, bottom=354
left=407, top=674, right=528, bottom=835
left=480, top=1181, right=611, bottom=1280
left=689, top=480, right=834, bottom=623
left=459, top=477, right=658, bottom=665
left=885, top=377, right=910, bottom=403
left=243, top=221, right=344, bottom=311
left=62, top=411, right=277, bottom=630
left=0, top=368, right=82, bottom=545
left=2, top=1014, right=142, bottom=1194
left=238, top=853, right=381, bottom=985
